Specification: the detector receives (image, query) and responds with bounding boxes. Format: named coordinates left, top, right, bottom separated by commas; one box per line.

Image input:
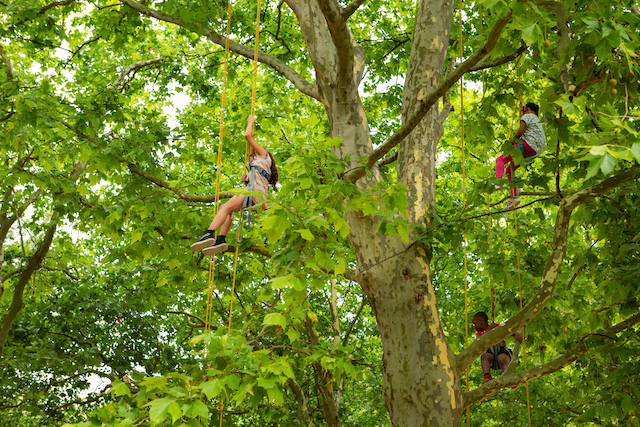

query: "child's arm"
left=513, top=120, right=527, bottom=140
left=512, top=331, right=523, bottom=343
left=245, top=115, right=268, bottom=157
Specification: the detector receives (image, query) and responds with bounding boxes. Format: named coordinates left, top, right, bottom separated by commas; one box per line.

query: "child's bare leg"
left=497, top=353, right=511, bottom=371
left=208, top=195, right=244, bottom=231
left=481, top=353, right=494, bottom=376
left=218, top=211, right=234, bottom=236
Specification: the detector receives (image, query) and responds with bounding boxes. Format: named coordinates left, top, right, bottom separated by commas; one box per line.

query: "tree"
left=1, top=0, right=639, bottom=426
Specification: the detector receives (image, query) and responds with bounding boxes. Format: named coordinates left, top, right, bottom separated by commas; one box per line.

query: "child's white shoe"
left=503, top=197, right=521, bottom=211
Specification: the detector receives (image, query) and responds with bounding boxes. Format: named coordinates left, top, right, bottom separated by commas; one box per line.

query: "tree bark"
left=0, top=214, right=58, bottom=359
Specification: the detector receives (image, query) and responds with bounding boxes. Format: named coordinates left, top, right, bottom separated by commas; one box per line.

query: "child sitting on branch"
left=472, top=311, right=522, bottom=383
left=495, top=102, right=546, bottom=211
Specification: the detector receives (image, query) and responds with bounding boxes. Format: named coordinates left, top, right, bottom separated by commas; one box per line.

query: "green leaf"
left=581, top=16, right=600, bottom=28
left=520, top=23, right=541, bottom=45
left=168, top=401, right=183, bottom=424
left=263, top=313, right=287, bottom=328
left=585, top=156, right=604, bottom=180
left=295, top=229, right=315, bottom=241
left=266, top=386, right=284, bottom=405
left=600, top=153, right=616, bottom=175
left=334, top=256, right=346, bottom=275
left=202, top=379, right=223, bottom=399
left=225, top=374, right=241, bottom=390
left=286, top=328, right=301, bottom=344
left=190, top=400, right=210, bottom=419
left=139, top=376, right=166, bottom=392
left=145, top=398, right=173, bottom=426
left=111, top=379, right=131, bottom=397
left=270, top=275, right=291, bottom=289
left=631, top=143, right=640, bottom=163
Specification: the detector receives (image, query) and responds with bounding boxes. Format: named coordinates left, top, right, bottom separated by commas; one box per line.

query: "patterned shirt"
left=249, top=153, right=272, bottom=205
left=476, top=323, right=505, bottom=353
left=520, top=113, right=546, bottom=154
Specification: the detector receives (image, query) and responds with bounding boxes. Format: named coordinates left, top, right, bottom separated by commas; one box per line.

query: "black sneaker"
left=202, top=235, right=228, bottom=256
left=190, top=230, right=216, bottom=252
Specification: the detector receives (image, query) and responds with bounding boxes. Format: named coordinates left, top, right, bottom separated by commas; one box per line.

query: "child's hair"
left=525, top=102, right=539, bottom=115
left=267, top=152, right=279, bottom=191
left=473, top=311, right=489, bottom=323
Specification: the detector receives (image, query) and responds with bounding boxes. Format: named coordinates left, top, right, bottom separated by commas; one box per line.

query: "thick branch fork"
left=463, top=313, right=640, bottom=406
left=119, top=0, right=320, bottom=101
left=456, top=166, right=640, bottom=374
left=343, top=12, right=513, bottom=183
left=112, top=57, right=164, bottom=91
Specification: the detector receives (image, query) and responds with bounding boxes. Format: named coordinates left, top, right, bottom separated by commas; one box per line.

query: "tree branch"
left=343, top=12, right=513, bottom=183
left=125, top=161, right=235, bottom=203
left=574, top=68, right=607, bottom=97
left=341, top=296, right=366, bottom=347
left=463, top=313, right=640, bottom=406
left=305, top=316, right=340, bottom=427
left=112, top=57, right=164, bottom=91
left=316, top=0, right=358, bottom=86
left=0, top=44, right=14, bottom=81
left=330, top=278, right=341, bottom=347
left=167, top=310, right=206, bottom=328
left=287, top=378, right=312, bottom=425
left=64, top=36, right=101, bottom=65
left=455, top=166, right=640, bottom=373
left=0, top=214, right=58, bottom=359
left=119, top=0, right=320, bottom=101
left=537, top=1, right=576, bottom=94
left=468, top=45, right=526, bottom=72
left=376, top=151, right=398, bottom=169
left=343, top=0, right=366, bottom=19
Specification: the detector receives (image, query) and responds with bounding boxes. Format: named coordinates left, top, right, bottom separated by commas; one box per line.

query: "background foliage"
left=1, top=0, right=639, bottom=426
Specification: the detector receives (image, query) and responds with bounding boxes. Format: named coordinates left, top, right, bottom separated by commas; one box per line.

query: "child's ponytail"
left=525, top=102, right=539, bottom=115
left=268, top=152, right=279, bottom=191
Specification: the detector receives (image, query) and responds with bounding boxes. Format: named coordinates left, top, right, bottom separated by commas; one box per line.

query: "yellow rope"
left=251, top=0, right=262, bottom=117
left=202, top=0, right=236, bottom=419
left=457, top=2, right=470, bottom=426
left=230, top=0, right=262, bottom=335
left=514, top=213, right=532, bottom=427
left=204, top=0, right=234, bottom=352
left=510, top=79, right=532, bottom=426
left=217, top=401, right=224, bottom=427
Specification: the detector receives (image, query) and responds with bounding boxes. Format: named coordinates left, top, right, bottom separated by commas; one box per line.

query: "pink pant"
left=495, top=140, right=536, bottom=197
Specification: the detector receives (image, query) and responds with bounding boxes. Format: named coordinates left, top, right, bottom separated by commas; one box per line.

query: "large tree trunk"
left=296, top=0, right=462, bottom=424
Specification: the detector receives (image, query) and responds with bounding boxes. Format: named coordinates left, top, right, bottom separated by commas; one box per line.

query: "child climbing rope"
left=495, top=102, right=546, bottom=210
left=190, top=114, right=278, bottom=254
left=472, top=311, right=522, bottom=383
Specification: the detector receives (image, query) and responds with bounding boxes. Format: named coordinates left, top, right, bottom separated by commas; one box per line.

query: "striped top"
left=249, top=153, right=272, bottom=204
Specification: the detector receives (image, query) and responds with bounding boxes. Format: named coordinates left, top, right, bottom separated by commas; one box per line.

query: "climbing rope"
left=201, top=0, right=263, bottom=424
left=230, top=0, right=262, bottom=335
left=200, top=0, right=234, bottom=422
left=204, top=0, right=235, bottom=346
left=510, top=83, right=532, bottom=426
left=457, top=2, right=470, bottom=427
left=513, top=212, right=532, bottom=427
